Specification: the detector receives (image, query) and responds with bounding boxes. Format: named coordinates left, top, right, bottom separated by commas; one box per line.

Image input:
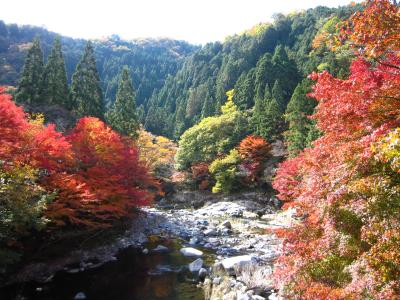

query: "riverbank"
left=1, top=191, right=294, bottom=300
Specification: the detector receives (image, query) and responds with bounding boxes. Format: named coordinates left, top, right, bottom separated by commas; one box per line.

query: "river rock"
left=236, top=292, right=250, bottom=300
left=152, top=245, right=169, bottom=253
left=204, top=228, right=217, bottom=236
left=180, top=247, right=203, bottom=257
left=213, top=276, right=221, bottom=285
left=74, top=292, right=86, bottom=300
left=221, top=220, right=232, bottom=229
left=189, top=236, right=200, bottom=245
left=221, top=255, right=255, bottom=271
left=199, top=267, right=208, bottom=280
left=188, top=258, right=203, bottom=272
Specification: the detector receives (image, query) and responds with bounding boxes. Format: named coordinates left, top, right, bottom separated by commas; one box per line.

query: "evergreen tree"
left=15, top=37, right=44, bottom=105
left=284, top=79, right=317, bottom=156
left=252, top=86, right=282, bottom=141
left=40, top=37, right=70, bottom=108
left=137, top=104, right=145, bottom=125
left=233, top=69, right=256, bottom=110
left=272, top=80, right=285, bottom=112
left=201, top=96, right=214, bottom=119
left=173, top=100, right=187, bottom=139
left=106, top=67, right=139, bottom=138
left=71, top=41, right=104, bottom=118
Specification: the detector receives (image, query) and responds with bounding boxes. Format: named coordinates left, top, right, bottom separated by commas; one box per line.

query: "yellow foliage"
left=136, top=128, right=177, bottom=171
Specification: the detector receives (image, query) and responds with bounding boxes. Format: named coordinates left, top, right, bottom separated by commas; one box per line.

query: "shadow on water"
left=0, top=236, right=213, bottom=300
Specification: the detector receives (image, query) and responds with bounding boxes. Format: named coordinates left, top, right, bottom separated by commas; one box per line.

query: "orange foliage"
left=340, top=0, right=400, bottom=59
left=0, top=89, right=155, bottom=229
left=136, top=129, right=177, bottom=171
left=46, top=118, right=154, bottom=228
left=191, top=162, right=211, bottom=190
left=272, top=1, right=400, bottom=297
left=238, top=135, right=272, bottom=182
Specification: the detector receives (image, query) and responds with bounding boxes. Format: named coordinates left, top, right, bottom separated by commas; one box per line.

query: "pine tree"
left=40, top=37, right=70, bottom=108
left=201, top=96, right=214, bottom=119
left=71, top=41, right=104, bottom=118
left=106, top=67, right=139, bottom=138
left=233, top=69, right=256, bottom=110
left=15, top=37, right=44, bottom=105
left=272, top=80, right=285, bottom=112
left=284, top=79, right=317, bottom=156
left=252, top=86, right=282, bottom=141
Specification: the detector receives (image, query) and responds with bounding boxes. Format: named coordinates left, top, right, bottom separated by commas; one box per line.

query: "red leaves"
left=343, top=0, right=400, bottom=59
left=272, top=1, right=400, bottom=297
left=272, top=155, right=303, bottom=203
left=46, top=117, right=153, bottom=228
left=0, top=90, right=154, bottom=229
left=238, top=135, right=272, bottom=182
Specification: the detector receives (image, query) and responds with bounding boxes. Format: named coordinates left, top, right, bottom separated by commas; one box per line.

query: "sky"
left=1, top=0, right=360, bottom=45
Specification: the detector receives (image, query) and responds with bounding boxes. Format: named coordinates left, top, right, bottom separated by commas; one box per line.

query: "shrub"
left=209, top=149, right=241, bottom=193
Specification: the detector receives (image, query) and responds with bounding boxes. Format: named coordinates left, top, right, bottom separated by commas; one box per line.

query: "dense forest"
left=1, top=1, right=399, bottom=299
left=0, top=22, right=197, bottom=108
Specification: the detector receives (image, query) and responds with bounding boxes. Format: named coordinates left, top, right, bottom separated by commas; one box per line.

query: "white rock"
left=152, top=245, right=169, bottom=253
left=142, top=248, right=149, bottom=254
left=221, top=255, right=255, bottom=270
left=243, top=211, right=258, bottom=219
left=189, top=236, right=200, bottom=245
left=180, top=247, right=203, bottom=257
left=204, top=228, right=217, bottom=236
left=236, top=292, right=250, bottom=300
left=188, top=258, right=204, bottom=272
left=253, top=295, right=266, bottom=300
left=74, top=292, right=86, bottom=300
left=213, top=277, right=221, bottom=285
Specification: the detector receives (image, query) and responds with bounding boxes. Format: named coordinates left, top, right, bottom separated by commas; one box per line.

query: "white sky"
left=1, top=0, right=359, bottom=44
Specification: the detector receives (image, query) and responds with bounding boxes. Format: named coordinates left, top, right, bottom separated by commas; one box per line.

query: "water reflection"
left=0, top=237, right=209, bottom=300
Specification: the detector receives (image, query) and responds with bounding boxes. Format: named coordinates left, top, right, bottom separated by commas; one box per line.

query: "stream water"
left=0, top=236, right=215, bottom=300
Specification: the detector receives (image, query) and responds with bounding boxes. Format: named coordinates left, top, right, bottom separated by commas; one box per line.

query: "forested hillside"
left=0, top=21, right=197, bottom=107
left=145, top=5, right=359, bottom=138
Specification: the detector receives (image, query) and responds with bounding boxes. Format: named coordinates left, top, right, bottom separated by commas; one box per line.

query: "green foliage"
left=0, top=164, right=54, bottom=266
left=209, top=149, right=241, bottom=193
left=39, top=37, right=70, bottom=108
left=175, top=90, right=249, bottom=169
left=252, top=87, right=282, bottom=141
left=106, top=66, right=139, bottom=138
left=284, top=79, right=318, bottom=156
left=307, top=255, right=352, bottom=287
left=71, top=41, right=105, bottom=118
left=15, top=37, right=44, bottom=105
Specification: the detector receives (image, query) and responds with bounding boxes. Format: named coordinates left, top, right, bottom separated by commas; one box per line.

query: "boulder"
left=221, top=220, right=232, bottom=229
left=204, top=228, right=217, bottom=236
left=180, top=247, right=203, bottom=257
left=221, top=255, right=255, bottom=271
left=188, top=258, right=204, bottom=272
left=198, top=268, right=208, bottom=280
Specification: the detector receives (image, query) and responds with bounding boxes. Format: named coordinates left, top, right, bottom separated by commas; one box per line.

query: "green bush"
left=0, top=164, right=54, bottom=266
left=209, top=149, right=241, bottom=193
left=175, top=90, right=249, bottom=170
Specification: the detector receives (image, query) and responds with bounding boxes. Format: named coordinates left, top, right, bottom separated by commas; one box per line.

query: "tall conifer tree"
left=40, top=37, right=70, bottom=108
left=106, top=67, right=139, bottom=138
left=16, top=37, right=44, bottom=105
left=252, top=85, right=282, bottom=141
left=71, top=41, right=104, bottom=118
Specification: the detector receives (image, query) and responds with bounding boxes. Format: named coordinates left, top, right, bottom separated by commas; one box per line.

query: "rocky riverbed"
left=149, top=192, right=295, bottom=300
left=2, top=191, right=295, bottom=300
